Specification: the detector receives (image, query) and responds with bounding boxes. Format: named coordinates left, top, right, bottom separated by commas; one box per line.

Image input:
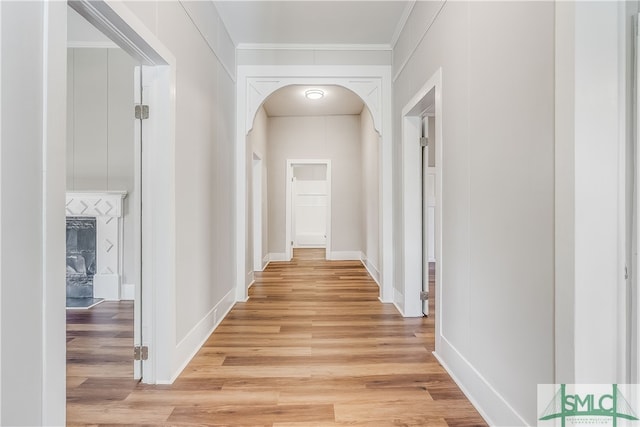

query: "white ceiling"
left=216, top=2, right=408, bottom=117
left=68, top=3, right=403, bottom=117
left=214, top=1, right=411, bottom=47
left=263, top=85, right=364, bottom=117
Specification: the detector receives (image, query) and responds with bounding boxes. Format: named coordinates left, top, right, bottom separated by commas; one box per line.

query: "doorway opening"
left=252, top=153, right=264, bottom=271
left=65, top=3, right=142, bottom=393
left=236, top=71, right=393, bottom=303
left=421, top=116, right=437, bottom=318
left=244, top=83, right=381, bottom=287
left=401, top=69, right=443, bottom=349
left=286, top=160, right=332, bottom=261
left=63, top=0, right=175, bottom=391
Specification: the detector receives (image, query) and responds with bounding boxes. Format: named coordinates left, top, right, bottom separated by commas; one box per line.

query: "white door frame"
left=235, top=65, right=393, bottom=303
left=632, top=10, right=640, bottom=384
left=252, top=153, right=263, bottom=271
left=401, top=68, right=443, bottom=327
left=286, top=159, right=331, bottom=260
left=63, top=0, right=176, bottom=385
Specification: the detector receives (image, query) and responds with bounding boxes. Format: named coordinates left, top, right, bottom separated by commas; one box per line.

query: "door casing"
left=65, top=0, right=176, bottom=385
left=285, top=159, right=331, bottom=261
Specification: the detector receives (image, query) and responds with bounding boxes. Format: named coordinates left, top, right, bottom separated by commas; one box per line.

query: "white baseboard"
left=170, top=288, right=236, bottom=383
left=267, top=252, right=288, bottom=262
left=248, top=279, right=255, bottom=289
left=434, top=337, right=527, bottom=426
left=247, top=270, right=254, bottom=288
left=393, top=288, right=404, bottom=315
left=360, top=255, right=380, bottom=287
left=328, top=251, right=362, bottom=261
left=262, top=254, right=270, bottom=270
left=121, top=283, right=135, bottom=300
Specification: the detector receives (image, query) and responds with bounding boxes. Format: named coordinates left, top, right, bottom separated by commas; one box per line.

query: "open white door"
left=633, top=13, right=640, bottom=384
left=422, top=140, right=430, bottom=317
left=285, top=160, right=331, bottom=260
left=133, top=66, right=142, bottom=379
left=293, top=178, right=327, bottom=248
left=422, top=116, right=437, bottom=317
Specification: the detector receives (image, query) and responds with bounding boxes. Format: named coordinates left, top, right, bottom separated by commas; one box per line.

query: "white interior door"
left=422, top=116, right=437, bottom=316
left=422, top=144, right=430, bottom=316
left=633, top=13, right=640, bottom=383
left=293, top=178, right=327, bottom=247
left=133, top=65, right=143, bottom=379
left=286, top=160, right=331, bottom=260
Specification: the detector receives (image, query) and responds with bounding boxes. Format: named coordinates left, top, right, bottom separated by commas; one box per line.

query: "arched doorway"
left=235, top=66, right=393, bottom=303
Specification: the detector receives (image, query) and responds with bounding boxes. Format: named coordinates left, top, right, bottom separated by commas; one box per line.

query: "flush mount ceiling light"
left=305, top=89, right=324, bottom=100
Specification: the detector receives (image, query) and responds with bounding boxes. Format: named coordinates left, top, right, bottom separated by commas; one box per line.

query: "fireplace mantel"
left=66, top=191, right=127, bottom=300
left=66, top=191, right=127, bottom=217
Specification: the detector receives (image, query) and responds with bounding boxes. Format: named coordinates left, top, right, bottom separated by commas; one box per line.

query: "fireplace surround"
left=65, top=191, right=127, bottom=300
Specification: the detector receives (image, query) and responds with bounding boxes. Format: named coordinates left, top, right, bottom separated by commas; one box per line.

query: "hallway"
left=67, top=249, right=485, bottom=426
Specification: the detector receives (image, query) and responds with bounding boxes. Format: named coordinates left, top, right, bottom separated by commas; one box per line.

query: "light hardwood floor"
left=67, top=248, right=486, bottom=426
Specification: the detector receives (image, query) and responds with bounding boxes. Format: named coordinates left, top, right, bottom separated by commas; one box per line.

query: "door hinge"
left=134, top=345, right=149, bottom=361
left=420, top=291, right=429, bottom=301
left=625, top=265, right=629, bottom=280
left=420, top=136, right=429, bottom=147
left=135, top=104, right=149, bottom=120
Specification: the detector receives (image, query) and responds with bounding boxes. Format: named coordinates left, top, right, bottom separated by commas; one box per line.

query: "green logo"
left=539, top=384, right=639, bottom=426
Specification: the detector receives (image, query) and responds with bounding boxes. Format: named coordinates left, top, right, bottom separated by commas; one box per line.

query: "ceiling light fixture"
left=305, top=89, right=324, bottom=100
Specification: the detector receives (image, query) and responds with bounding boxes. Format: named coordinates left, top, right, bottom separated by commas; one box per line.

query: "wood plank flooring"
left=67, top=249, right=486, bottom=426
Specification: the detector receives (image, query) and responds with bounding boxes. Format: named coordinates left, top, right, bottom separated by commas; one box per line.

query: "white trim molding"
left=237, top=43, right=392, bottom=52
left=361, top=254, right=381, bottom=287
left=168, top=289, right=236, bottom=384
left=390, top=1, right=416, bottom=49
left=400, top=68, right=443, bottom=319
left=266, top=253, right=288, bottom=263
left=328, top=251, right=361, bottom=261
left=236, top=65, right=394, bottom=305
left=67, top=40, right=118, bottom=49
left=244, top=75, right=383, bottom=137
left=434, top=341, right=525, bottom=426
left=66, top=191, right=127, bottom=301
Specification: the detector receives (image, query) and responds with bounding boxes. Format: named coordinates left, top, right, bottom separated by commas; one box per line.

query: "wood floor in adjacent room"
left=67, top=248, right=487, bottom=426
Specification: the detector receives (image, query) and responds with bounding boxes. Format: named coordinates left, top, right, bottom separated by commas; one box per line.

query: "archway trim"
left=235, top=65, right=393, bottom=305
left=245, top=77, right=383, bottom=135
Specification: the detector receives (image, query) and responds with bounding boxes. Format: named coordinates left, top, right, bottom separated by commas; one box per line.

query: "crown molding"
left=390, top=0, right=416, bottom=49
left=67, top=40, right=119, bottom=49
left=236, top=43, right=392, bottom=52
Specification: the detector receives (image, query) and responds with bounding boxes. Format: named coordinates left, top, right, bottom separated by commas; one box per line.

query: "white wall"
left=267, top=115, right=362, bottom=256
left=3, top=0, right=237, bottom=419
left=626, top=0, right=640, bottom=383
left=393, top=2, right=554, bottom=425
left=555, top=1, right=637, bottom=384
left=1, top=1, right=67, bottom=425
left=246, top=105, right=268, bottom=282
left=139, top=1, right=236, bottom=347
left=360, top=108, right=380, bottom=280
left=66, top=47, right=137, bottom=295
